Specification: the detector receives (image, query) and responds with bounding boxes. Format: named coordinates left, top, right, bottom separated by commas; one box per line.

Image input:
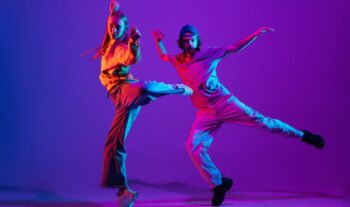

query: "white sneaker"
left=118, top=189, right=138, bottom=207
left=174, top=84, right=193, bottom=96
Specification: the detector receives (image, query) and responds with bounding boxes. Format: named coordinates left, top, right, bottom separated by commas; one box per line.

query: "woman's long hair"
left=91, top=10, right=129, bottom=60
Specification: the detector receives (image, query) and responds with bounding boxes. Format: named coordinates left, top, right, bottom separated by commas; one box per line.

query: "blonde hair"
left=92, top=11, right=129, bottom=60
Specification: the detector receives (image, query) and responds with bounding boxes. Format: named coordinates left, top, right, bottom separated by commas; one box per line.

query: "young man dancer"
left=95, top=2, right=193, bottom=206
left=152, top=25, right=325, bottom=206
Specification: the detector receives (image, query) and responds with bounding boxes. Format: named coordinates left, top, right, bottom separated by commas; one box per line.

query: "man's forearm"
left=155, top=40, right=169, bottom=61
left=236, top=33, right=259, bottom=52
left=226, top=32, right=258, bottom=54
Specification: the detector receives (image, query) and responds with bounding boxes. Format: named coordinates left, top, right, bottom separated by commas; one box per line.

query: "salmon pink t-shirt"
left=169, top=47, right=232, bottom=109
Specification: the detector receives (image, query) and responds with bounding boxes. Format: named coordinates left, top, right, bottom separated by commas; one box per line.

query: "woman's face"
left=108, top=17, right=126, bottom=40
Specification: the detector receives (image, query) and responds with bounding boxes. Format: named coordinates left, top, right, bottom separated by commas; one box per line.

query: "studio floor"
left=1, top=181, right=349, bottom=207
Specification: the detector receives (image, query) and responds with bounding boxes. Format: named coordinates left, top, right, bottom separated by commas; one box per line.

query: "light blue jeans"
left=186, top=95, right=303, bottom=188
left=102, top=80, right=186, bottom=188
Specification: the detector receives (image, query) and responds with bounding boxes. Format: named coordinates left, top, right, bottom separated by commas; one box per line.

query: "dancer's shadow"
left=129, top=179, right=208, bottom=196
left=128, top=179, right=347, bottom=206
left=0, top=186, right=104, bottom=207
left=129, top=179, right=211, bottom=206
left=225, top=188, right=345, bottom=203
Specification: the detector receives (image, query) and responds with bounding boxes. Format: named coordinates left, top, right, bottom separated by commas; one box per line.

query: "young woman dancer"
left=95, top=2, right=192, bottom=206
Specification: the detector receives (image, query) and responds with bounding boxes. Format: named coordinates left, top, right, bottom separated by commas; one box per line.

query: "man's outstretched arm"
left=225, top=26, right=274, bottom=55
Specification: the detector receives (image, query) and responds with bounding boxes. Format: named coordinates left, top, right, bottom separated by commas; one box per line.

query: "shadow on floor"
left=0, top=186, right=104, bottom=207
left=129, top=179, right=347, bottom=206
left=1, top=182, right=348, bottom=207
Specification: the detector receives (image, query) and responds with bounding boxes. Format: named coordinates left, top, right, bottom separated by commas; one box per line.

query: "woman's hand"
left=130, top=27, right=142, bottom=42
left=109, top=0, right=120, bottom=14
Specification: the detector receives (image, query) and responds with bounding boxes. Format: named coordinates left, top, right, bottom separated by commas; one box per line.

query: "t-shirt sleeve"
left=168, top=55, right=178, bottom=66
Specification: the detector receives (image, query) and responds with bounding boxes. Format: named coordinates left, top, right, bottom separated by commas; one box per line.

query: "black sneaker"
left=211, top=177, right=233, bottom=206
left=301, top=130, right=325, bottom=149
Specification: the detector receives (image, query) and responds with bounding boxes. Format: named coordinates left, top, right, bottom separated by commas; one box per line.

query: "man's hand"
left=152, top=30, right=164, bottom=42
left=130, top=27, right=142, bottom=42
left=254, top=26, right=275, bottom=37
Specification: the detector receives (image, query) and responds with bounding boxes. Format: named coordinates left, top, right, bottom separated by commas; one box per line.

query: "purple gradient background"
left=1, top=0, right=349, bottom=197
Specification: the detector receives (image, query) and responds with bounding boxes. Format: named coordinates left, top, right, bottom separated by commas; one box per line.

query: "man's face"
left=182, top=33, right=198, bottom=53
left=108, top=17, right=126, bottom=40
